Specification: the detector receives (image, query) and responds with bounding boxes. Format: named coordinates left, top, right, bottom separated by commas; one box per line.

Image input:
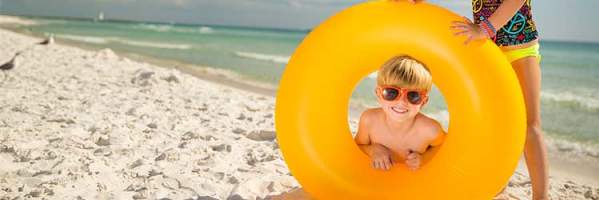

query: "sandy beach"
left=1, top=15, right=598, bottom=199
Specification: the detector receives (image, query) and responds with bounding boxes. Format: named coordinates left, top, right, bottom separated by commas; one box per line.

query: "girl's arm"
left=396, top=0, right=526, bottom=25
left=486, top=0, right=527, bottom=30
left=391, top=0, right=425, bottom=4
left=451, top=0, right=528, bottom=44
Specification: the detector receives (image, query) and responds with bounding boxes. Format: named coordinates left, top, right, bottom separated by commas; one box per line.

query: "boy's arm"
left=487, top=0, right=527, bottom=30
left=355, top=111, right=395, bottom=170
left=430, top=129, right=446, bottom=147
left=428, top=120, right=446, bottom=147
left=354, top=111, right=374, bottom=157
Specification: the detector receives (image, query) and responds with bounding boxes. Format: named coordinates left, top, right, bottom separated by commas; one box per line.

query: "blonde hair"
left=376, top=55, right=432, bottom=91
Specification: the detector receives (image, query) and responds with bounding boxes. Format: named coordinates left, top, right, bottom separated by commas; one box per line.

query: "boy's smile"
left=381, top=100, right=419, bottom=122
left=391, top=105, right=409, bottom=114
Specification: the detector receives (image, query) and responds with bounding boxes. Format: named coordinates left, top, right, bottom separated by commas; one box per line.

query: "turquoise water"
left=13, top=17, right=599, bottom=146
left=19, top=18, right=303, bottom=83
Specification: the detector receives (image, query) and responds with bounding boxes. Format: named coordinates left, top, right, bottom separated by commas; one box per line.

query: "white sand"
left=1, top=16, right=598, bottom=200
left=0, top=15, right=37, bottom=25
left=0, top=28, right=298, bottom=199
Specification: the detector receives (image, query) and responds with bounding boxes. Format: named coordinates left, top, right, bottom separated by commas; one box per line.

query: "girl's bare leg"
left=512, top=56, right=549, bottom=200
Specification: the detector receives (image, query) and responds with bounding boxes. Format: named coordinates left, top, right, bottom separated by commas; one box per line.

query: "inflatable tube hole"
left=348, top=65, right=450, bottom=168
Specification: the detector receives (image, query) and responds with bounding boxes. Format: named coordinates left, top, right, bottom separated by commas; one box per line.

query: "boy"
left=355, top=55, right=445, bottom=171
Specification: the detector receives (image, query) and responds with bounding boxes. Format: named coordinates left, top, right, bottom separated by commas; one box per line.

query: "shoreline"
left=0, top=22, right=369, bottom=119
left=1, top=15, right=598, bottom=199
left=1, top=23, right=279, bottom=97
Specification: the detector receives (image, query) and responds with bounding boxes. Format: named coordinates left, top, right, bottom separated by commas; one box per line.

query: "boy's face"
left=376, top=86, right=428, bottom=122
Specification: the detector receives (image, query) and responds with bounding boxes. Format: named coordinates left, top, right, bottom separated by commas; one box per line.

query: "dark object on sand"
left=0, top=57, right=16, bottom=70
left=2, top=35, right=54, bottom=71
left=38, top=34, right=54, bottom=45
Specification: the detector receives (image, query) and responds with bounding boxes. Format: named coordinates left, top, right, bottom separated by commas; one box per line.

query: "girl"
left=408, top=0, right=549, bottom=199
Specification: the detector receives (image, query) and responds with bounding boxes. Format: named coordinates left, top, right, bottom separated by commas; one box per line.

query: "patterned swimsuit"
left=472, top=0, right=539, bottom=46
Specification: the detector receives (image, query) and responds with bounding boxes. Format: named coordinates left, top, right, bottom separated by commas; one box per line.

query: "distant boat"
left=95, top=12, right=104, bottom=22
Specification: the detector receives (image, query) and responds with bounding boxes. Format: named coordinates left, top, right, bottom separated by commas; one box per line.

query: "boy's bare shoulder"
left=416, top=113, right=444, bottom=137
left=359, top=108, right=383, bottom=123
left=355, top=108, right=382, bottom=143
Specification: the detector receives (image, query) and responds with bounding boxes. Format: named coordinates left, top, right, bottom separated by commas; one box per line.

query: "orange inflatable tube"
left=275, top=1, right=526, bottom=199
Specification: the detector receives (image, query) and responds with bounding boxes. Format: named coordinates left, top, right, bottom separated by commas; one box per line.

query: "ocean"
left=6, top=17, right=599, bottom=149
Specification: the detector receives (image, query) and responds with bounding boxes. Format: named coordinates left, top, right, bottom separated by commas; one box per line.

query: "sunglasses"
left=377, top=85, right=428, bottom=105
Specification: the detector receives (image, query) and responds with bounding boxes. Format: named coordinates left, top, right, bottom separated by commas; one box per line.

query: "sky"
left=0, top=0, right=598, bottom=42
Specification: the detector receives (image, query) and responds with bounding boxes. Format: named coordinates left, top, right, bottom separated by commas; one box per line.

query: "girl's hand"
left=405, top=150, right=421, bottom=171
left=451, top=17, right=489, bottom=45
left=390, top=0, right=425, bottom=4
left=370, top=143, right=394, bottom=171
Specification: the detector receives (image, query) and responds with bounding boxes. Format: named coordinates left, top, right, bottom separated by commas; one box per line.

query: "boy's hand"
left=405, top=150, right=421, bottom=171
left=370, top=143, right=394, bottom=171
left=451, top=17, right=488, bottom=45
